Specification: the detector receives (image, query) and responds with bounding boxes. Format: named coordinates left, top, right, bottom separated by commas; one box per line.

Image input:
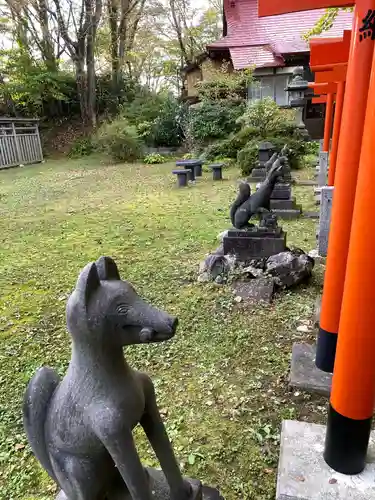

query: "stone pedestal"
left=289, top=343, right=332, bottom=397
left=277, top=421, right=375, bottom=500
left=318, top=186, right=334, bottom=257
left=223, top=227, right=287, bottom=261
left=249, top=167, right=267, bottom=182
left=100, top=468, right=224, bottom=500
left=248, top=142, right=275, bottom=182
left=270, top=184, right=302, bottom=219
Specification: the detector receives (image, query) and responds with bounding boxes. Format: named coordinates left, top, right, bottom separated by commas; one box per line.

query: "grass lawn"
left=0, top=157, right=325, bottom=500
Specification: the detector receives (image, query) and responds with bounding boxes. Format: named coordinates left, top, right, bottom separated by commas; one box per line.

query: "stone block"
left=233, top=278, right=275, bottom=304
left=303, top=211, right=320, bottom=220
left=227, top=228, right=283, bottom=238
left=289, top=343, right=332, bottom=397
left=318, top=186, right=334, bottom=257
left=318, top=152, right=329, bottom=187
left=277, top=420, right=375, bottom=500
left=272, top=209, right=302, bottom=220
left=223, top=229, right=287, bottom=261
left=296, top=180, right=318, bottom=186
left=271, top=184, right=292, bottom=200
left=249, top=168, right=266, bottom=182
left=270, top=198, right=297, bottom=210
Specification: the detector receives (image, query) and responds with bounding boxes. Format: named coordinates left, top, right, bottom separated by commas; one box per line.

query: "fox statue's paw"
left=172, top=479, right=193, bottom=500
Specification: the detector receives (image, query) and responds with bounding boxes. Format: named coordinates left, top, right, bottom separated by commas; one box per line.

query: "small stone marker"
left=277, top=420, right=375, bottom=500
left=210, top=163, right=224, bottom=181
left=318, top=186, right=334, bottom=257
left=233, top=278, right=275, bottom=304
left=289, top=343, right=332, bottom=397
left=172, top=169, right=190, bottom=187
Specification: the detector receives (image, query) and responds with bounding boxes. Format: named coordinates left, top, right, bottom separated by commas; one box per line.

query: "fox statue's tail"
left=230, top=182, right=251, bottom=226
left=23, top=367, right=60, bottom=481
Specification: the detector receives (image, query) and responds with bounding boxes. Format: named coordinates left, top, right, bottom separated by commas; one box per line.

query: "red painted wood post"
left=316, top=0, right=375, bottom=373
left=323, top=92, right=334, bottom=153
left=324, top=40, right=375, bottom=475
left=328, top=81, right=345, bottom=185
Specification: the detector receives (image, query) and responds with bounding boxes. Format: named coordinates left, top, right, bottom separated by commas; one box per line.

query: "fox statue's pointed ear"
left=76, top=262, right=100, bottom=305
left=95, top=256, right=121, bottom=281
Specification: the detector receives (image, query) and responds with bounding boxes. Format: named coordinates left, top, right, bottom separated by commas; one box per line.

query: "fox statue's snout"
left=138, top=314, right=178, bottom=343
left=122, top=296, right=178, bottom=344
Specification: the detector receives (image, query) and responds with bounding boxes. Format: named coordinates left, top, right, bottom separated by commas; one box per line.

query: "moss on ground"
left=0, top=158, right=325, bottom=500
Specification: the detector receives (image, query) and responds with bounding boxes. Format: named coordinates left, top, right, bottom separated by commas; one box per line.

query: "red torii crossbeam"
left=259, top=0, right=354, bottom=17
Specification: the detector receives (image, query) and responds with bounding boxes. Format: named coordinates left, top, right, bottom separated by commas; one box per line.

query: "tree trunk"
left=86, top=0, right=102, bottom=127
left=37, top=0, right=57, bottom=71
left=74, top=56, right=87, bottom=124
left=85, top=0, right=96, bottom=127
left=108, top=0, right=119, bottom=90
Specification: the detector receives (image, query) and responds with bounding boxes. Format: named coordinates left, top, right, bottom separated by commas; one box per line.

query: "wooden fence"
left=0, top=118, right=43, bottom=169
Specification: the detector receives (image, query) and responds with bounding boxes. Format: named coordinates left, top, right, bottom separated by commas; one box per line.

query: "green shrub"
left=201, top=133, right=248, bottom=161
left=120, top=93, right=184, bottom=148
left=182, top=152, right=195, bottom=160
left=234, top=99, right=308, bottom=176
left=94, top=118, right=143, bottom=163
left=152, top=97, right=184, bottom=147
left=303, top=153, right=318, bottom=168
left=212, top=157, right=236, bottom=169
left=237, top=140, right=260, bottom=176
left=68, top=136, right=94, bottom=158
left=304, top=140, right=320, bottom=155
left=120, top=90, right=165, bottom=125
left=237, top=133, right=308, bottom=177
left=237, top=98, right=293, bottom=138
left=143, top=153, right=167, bottom=164
left=137, top=121, right=154, bottom=146
left=188, top=101, right=245, bottom=143
left=266, top=134, right=307, bottom=170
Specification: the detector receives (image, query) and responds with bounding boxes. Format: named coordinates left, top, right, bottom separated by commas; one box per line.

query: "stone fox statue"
left=23, top=257, right=193, bottom=500
left=231, top=157, right=286, bottom=229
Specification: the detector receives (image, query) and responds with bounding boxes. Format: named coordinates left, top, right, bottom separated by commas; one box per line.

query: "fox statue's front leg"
left=140, top=375, right=193, bottom=500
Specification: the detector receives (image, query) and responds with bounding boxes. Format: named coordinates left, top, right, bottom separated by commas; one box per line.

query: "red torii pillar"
left=259, top=0, right=375, bottom=475
left=309, top=36, right=349, bottom=185
left=309, top=82, right=337, bottom=155
left=311, top=65, right=348, bottom=185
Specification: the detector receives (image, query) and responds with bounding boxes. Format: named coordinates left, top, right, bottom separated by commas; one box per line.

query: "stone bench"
left=175, top=159, right=203, bottom=180
left=172, top=169, right=191, bottom=187
left=209, top=163, right=224, bottom=181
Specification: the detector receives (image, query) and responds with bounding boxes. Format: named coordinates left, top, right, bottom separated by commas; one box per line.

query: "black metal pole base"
left=316, top=326, right=337, bottom=373
left=324, top=404, right=372, bottom=475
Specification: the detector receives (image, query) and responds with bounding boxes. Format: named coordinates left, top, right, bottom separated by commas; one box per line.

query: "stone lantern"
left=285, top=67, right=310, bottom=138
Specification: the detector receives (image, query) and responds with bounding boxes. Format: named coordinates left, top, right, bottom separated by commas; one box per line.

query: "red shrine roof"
left=208, top=0, right=353, bottom=69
